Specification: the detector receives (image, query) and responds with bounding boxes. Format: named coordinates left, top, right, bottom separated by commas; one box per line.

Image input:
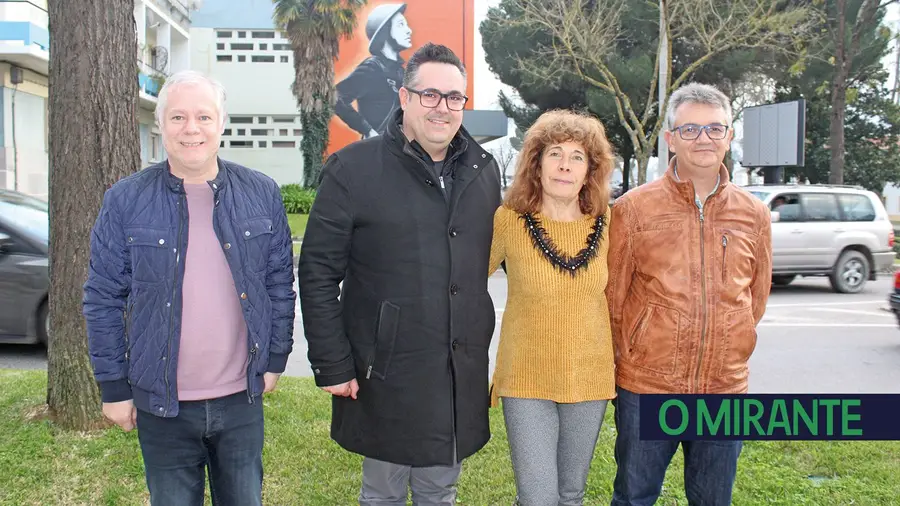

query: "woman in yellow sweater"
left=489, top=109, right=616, bottom=506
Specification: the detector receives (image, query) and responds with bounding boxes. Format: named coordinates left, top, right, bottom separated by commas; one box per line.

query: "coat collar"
left=164, top=157, right=229, bottom=197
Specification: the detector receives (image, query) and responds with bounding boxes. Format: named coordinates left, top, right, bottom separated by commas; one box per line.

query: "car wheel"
left=37, top=301, right=49, bottom=345
left=772, top=275, right=796, bottom=286
left=829, top=250, right=870, bottom=294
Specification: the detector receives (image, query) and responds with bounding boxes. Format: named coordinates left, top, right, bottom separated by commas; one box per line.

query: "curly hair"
left=504, top=110, right=615, bottom=217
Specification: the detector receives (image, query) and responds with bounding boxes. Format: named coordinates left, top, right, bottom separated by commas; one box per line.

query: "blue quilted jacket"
left=83, top=159, right=296, bottom=417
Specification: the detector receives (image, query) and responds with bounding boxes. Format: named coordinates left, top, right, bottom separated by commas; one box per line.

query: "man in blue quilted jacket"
left=82, top=70, right=296, bottom=506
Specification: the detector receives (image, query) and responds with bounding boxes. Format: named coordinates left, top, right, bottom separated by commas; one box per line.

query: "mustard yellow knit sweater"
left=488, top=205, right=616, bottom=407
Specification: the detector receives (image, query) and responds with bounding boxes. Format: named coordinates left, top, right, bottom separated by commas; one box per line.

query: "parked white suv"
left=744, top=184, right=895, bottom=293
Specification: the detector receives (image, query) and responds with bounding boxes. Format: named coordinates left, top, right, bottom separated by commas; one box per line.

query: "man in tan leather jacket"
left=606, top=82, right=773, bottom=506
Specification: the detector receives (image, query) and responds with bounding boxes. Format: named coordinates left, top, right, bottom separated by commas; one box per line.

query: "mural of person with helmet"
left=334, top=3, right=413, bottom=139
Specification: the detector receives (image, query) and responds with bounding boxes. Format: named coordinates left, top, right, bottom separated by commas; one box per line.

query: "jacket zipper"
left=721, top=233, right=728, bottom=283
left=246, top=342, right=258, bottom=404
left=629, top=306, right=652, bottom=349
left=694, top=206, right=707, bottom=391
left=164, top=192, right=186, bottom=416
left=124, top=300, right=132, bottom=362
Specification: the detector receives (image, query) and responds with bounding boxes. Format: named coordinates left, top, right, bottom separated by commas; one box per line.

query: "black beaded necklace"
left=521, top=212, right=605, bottom=276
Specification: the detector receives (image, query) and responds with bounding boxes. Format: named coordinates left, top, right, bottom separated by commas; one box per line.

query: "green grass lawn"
left=2, top=369, right=898, bottom=505
left=287, top=213, right=308, bottom=257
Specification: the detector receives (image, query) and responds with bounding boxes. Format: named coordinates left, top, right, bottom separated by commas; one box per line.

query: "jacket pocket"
left=124, top=227, right=174, bottom=283
left=240, top=217, right=274, bottom=273
left=367, top=300, right=400, bottom=381
left=718, top=307, right=756, bottom=378
left=626, top=302, right=680, bottom=376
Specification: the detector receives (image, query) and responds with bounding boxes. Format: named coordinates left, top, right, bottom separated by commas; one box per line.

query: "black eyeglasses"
left=671, top=123, right=729, bottom=141
left=406, top=88, right=469, bottom=111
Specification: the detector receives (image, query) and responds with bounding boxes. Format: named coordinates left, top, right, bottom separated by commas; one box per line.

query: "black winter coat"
left=297, top=109, right=502, bottom=466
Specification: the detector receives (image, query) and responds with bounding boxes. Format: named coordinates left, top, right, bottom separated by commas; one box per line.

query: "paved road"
left=3, top=274, right=898, bottom=394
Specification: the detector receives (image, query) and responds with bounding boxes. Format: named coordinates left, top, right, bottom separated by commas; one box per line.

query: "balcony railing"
left=137, top=60, right=166, bottom=97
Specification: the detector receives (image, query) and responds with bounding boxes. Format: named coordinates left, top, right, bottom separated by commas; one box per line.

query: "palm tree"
left=273, top=0, right=366, bottom=189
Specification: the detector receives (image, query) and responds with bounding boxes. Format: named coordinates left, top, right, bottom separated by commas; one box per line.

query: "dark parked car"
left=890, top=270, right=900, bottom=328
left=0, top=189, right=49, bottom=345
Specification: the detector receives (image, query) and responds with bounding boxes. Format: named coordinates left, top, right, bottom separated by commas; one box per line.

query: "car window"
left=837, top=194, right=876, bottom=221
left=749, top=191, right=770, bottom=201
left=770, top=193, right=802, bottom=222
left=801, top=193, right=841, bottom=222
left=0, top=199, right=48, bottom=244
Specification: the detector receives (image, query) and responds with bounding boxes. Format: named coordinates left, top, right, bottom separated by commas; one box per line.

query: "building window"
left=231, top=141, right=253, bottom=148
left=223, top=129, right=232, bottom=135
left=230, top=117, right=253, bottom=124
left=238, top=31, right=246, bottom=38
left=217, top=43, right=225, bottom=50
left=237, top=55, right=246, bottom=62
left=216, top=55, right=232, bottom=62
left=237, top=129, right=246, bottom=135
left=280, top=56, right=289, bottom=63
left=258, top=141, right=267, bottom=148
left=252, top=31, right=276, bottom=38
left=220, top=141, right=225, bottom=148
left=279, top=129, right=288, bottom=136
left=251, top=55, right=275, bottom=63
left=273, top=44, right=291, bottom=51
left=258, top=117, right=267, bottom=124
left=216, top=31, right=232, bottom=38
left=251, top=129, right=273, bottom=136
left=273, top=116, right=295, bottom=123
left=273, top=141, right=296, bottom=148
left=231, top=43, right=254, bottom=50
left=259, top=43, right=268, bottom=50
left=150, top=133, right=161, bottom=161
left=293, top=129, right=302, bottom=136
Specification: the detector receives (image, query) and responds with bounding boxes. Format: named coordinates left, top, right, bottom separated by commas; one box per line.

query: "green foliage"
left=773, top=0, right=899, bottom=192
left=281, top=183, right=317, bottom=214
left=301, top=105, right=331, bottom=189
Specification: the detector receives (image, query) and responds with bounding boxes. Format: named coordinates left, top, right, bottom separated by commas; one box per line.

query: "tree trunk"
left=621, top=153, right=631, bottom=192
left=636, top=153, right=651, bottom=187
left=47, top=0, right=140, bottom=431
left=301, top=106, right=331, bottom=189
left=829, top=0, right=849, bottom=185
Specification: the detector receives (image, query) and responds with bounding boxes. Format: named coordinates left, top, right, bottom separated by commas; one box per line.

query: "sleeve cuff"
left=312, top=356, right=356, bottom=387
left=99, top=380, right=132, bottom=403
left=267, top=352, right=290, bottom=374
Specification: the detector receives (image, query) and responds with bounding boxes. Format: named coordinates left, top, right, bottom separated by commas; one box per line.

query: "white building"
left=190, top=0, right=305, bottom=186
left=135, top=0, right=194, bottom=167
left=0, top=0, right=193, bottom=198
left=190, top=23, right=305, bottom=186
left=0, top=0, right=49, bottom=197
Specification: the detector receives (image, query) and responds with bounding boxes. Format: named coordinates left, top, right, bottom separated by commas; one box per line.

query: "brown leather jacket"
left=606, top=159, right=772, bottom=394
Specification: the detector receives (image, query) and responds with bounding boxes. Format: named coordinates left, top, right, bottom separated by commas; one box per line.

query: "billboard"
left=741, top=99, right=806, bottom=167
left=326, top=0, right=476, bottom=155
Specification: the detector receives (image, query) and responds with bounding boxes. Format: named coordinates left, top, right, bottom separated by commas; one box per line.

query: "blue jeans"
left=135, top=390, right=264, bottom=506
left=611, top=387, right=742, bottom=506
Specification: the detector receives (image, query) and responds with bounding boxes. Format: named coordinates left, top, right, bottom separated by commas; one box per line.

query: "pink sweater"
left=176, top=183, right=249, bottom=401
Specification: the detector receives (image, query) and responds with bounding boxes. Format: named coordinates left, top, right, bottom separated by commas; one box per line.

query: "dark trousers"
left=611, top=387, right=742, bottom=506
left=135, top=390, right=264, bottom=506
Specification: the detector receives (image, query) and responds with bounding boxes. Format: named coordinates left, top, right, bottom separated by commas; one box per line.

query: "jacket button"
left=158, top=239, right=165, bottom=245
left=425, top=179, right=435, bottom=187
left=450, top=284, right=458, bottom=295
left=240, top=292, right=247, bottom=300
left=452, top=340, right=459, bottom=350
left=224, top=243, right=231, bottom=250
left=449, top=227, right=457, bottom=237
left=314, top=368, right=320, bottom=374
left=244, top=230, right=251, bottom=237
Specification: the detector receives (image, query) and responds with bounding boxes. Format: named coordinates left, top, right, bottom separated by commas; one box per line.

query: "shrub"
left=281, top=184, right=316, bottom=214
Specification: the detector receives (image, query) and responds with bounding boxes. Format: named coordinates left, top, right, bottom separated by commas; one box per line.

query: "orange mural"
left=326, top=0, right=475, bottom=155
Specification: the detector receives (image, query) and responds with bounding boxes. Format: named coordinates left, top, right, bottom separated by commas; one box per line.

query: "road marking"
left=767, top=300, right=883, bottom=308
left=758, top=323, right=895, bottom=328
left=807, top=308, right=893, bottom=318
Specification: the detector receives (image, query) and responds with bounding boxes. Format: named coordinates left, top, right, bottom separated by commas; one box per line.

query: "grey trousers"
left=502, top=397, right=608, bottom=506
left=358, top=457, right=463, bottom=506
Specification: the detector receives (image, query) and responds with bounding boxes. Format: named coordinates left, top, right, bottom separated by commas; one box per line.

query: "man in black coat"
left=297, top=43, right=502, bottom=504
